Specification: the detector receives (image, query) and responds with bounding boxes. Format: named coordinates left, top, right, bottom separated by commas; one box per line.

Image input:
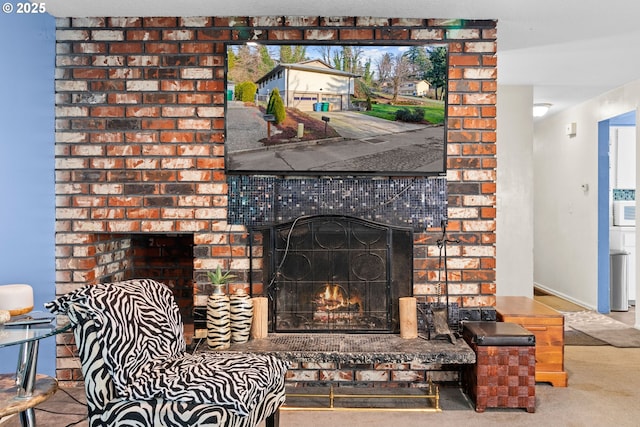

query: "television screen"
left=225, top=43, right=448, bottom=176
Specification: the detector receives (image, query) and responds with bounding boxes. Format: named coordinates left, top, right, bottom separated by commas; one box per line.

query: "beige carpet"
left=281, top=346, right=640, bottom=426
left=562, top=310, right=640, bottom=347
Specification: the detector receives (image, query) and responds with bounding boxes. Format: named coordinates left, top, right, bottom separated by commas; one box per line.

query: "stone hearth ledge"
left=199, top=334, right=476, bottom=365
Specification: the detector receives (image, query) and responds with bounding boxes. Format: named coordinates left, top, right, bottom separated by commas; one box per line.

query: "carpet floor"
left=3, top=293, right=639, bottom=426
left=4, top=346, right=640, bottom=427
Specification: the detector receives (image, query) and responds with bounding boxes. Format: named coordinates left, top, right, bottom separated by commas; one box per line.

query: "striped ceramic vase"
left=206, top=286, right=231, bottom=350
left=230, top=289, right=253, bottom=343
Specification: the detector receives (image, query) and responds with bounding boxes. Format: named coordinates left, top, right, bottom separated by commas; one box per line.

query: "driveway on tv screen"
left=226, top=101, right=445, bottom=174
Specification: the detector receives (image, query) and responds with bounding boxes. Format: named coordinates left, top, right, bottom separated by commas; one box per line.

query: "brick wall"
left=54, top=16, right=497, bottom=386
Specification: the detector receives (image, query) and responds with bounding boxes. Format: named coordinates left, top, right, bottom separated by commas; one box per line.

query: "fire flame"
left=313, top=284, right=363, bottom=314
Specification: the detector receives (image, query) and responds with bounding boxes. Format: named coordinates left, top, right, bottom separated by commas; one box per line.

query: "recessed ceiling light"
left=533, top=103, right=552, bottom=117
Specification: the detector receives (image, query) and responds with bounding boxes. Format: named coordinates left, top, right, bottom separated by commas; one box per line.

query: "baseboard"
left=533, top=283, right=595, bottom=311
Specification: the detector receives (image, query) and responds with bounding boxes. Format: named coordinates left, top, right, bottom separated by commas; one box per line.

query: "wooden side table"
left=494, top=296, right=568, bottom=387
left=0, top=374, right=58, bottom=421
left=0, top=316, right=71, bottom=426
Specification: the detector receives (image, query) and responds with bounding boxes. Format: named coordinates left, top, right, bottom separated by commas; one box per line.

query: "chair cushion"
left=122, top=352, right=288, bottom=416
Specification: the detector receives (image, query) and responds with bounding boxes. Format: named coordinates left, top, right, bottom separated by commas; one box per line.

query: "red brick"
left=108, top=93, right=142, bottom=104
left=177, top=94, right=212, bottom=104
left=143, top=17, right=178, bottom=27
left=482, top=158, right=497, bottom=169
left=73, top=42, right=107, bottom=54
left=481, top=183, right=496, bottom=194
left=126, top=106, right=161, bottom=118
left=73, top=69, right=107, bottom=79
left=163, top=30, right=195, bottom=41
left=481, top=207, right=496, bottom=219
left=448, top=131, right=481, bottom=143
left=108, top=18, right=141, bottom=28
left=213, top=17, right=249, bottom=27
left=127, top=30, right=161, bottom=41
left=482, top=132, right=497, bottom=143
left=106, top=145, right=141, bottom=156
left=448, top=67, right=463, bottom=80
left=127, top=208, right=161, bottom=219
left=463, top=118, right=497, bottom=130
left=321, top=16, right=355, bottom=26
left=474, top=78, right=493, bottom=91
left=375, top=28, right=409, bottom=40
left=339, top=29, right=375, bottom=40
left=108, top=196, right=143, bottom=206
left=450, top=55, right=481, bottom=66
left=462, top=144, right=496, bottom=156
left=142, top=145, right=177, bottom=156
left=161, top=80, right=196, bottom=92
left=142, top=93, right=177, bottom=104
left=146, top=42, right=180, bottom=54
left=449, top=106, right=479, bottom=117
left=196, top=81, right=223, bottom=91
left=450, top=80, right=481, bottom=92
left=481, top=106, right=497, bottom=117
left=109, top=42, right=143, bottom=54
left=197, top=29, right=232, bottom=41
left=124, top=132, right=158, bottom=143
left=142, top=171, right=177, bottom=182
left=89, top=132, right=123, bottom=143
left=181, top=43, right=214, bottom=54
left=141, top=119, right=176, bottom=129
left=160, top=132, right=195, bottom=143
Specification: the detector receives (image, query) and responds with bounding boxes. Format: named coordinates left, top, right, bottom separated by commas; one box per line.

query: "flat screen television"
left=224, top=42, right=448, bottom=176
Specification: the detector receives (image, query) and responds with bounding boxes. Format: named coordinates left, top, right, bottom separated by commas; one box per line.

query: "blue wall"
left=0, top=5, right=56, bottom=375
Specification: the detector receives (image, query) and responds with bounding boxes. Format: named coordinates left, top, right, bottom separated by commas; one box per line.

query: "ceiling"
left=43, top=0, right=640, bottom=119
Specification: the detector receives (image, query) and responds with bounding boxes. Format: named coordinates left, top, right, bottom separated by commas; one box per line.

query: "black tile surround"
left=227, top=176, right=447, bottom=231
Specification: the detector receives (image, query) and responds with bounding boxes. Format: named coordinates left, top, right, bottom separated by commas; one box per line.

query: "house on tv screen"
left=255, top=59, right=360, bottom=112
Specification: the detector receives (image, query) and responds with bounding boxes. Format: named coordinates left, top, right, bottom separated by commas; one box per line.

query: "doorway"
left=597, top=110, right=636, bottom=314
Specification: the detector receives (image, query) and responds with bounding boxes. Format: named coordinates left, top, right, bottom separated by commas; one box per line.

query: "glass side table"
left=0, top=313, right=71, bottom=427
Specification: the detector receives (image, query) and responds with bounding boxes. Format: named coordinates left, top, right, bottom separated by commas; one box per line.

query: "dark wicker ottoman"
left=462, top=321, right=536, bottom=413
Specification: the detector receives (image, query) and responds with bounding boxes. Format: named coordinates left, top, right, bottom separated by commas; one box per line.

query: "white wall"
left=496, top=85, right=535, bottom=296
left=533, top=78, right=640, bottom=315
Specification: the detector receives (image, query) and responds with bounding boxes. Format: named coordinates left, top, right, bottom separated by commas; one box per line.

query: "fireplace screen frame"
left=257, top=215, right=413, bottom=333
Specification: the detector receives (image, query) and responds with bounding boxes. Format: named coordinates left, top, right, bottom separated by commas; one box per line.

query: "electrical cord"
left=266, top=214, right=310, bottom=291
left=264, top=177, right=421, bottom=291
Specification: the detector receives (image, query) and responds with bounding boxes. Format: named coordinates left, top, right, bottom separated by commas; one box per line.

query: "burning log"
left=313, top=284, right=364, bottom=315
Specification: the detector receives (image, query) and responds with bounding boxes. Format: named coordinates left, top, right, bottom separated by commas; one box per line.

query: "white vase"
left=206, top=286, right=230, bottom=350
left=230, top=289, right=253, bottom=343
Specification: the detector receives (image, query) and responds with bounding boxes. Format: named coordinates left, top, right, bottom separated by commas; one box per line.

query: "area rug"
left=564, top=328, right=607, bottom=346
left=561, top=310, right=640, bottom=348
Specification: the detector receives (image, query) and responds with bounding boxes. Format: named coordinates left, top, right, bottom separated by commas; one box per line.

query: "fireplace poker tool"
left=433, top=220, right=459, bottom=344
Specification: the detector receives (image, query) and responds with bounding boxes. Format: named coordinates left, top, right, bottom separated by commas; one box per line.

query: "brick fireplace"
left=53, top=16, right=497, bottom=386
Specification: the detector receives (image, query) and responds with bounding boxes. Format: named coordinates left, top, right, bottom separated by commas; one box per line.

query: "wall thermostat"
left=565, top=122, right=577, bottom=136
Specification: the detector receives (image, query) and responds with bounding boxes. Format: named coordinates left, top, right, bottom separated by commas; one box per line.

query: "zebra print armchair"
left=46, top=279, right=287, bottom=427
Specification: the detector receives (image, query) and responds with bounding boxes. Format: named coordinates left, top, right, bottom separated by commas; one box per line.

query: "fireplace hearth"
left=259, top=216, right=413, bottom=333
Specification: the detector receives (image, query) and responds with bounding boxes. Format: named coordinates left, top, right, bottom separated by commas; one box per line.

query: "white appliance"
left=613, top=201, right=636, bottom=226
